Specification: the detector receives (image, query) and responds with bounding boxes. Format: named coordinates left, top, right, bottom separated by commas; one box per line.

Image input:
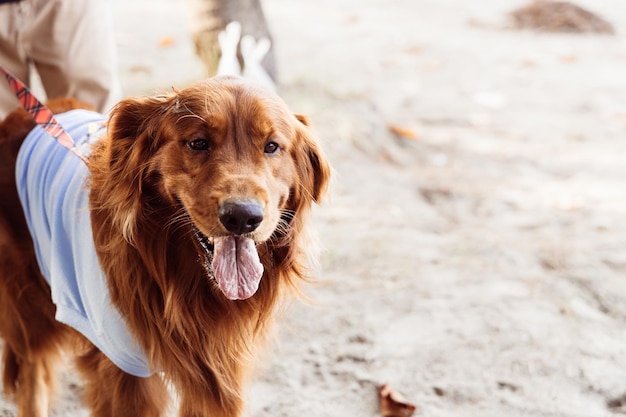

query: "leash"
left=0, top=65, right=90, bottom=165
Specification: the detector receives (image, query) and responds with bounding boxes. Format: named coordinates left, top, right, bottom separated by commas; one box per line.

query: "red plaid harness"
left=0, top=65, right=90, bottom=165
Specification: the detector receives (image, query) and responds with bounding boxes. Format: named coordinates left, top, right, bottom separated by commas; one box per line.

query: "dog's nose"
left=218, top=200, right=264, bottom=235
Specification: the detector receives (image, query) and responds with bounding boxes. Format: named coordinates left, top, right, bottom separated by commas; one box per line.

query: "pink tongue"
left=211, top=236, right=264, bottom=300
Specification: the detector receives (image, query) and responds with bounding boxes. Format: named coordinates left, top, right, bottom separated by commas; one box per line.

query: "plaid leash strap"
left=0, top=65, right=89, bottom=165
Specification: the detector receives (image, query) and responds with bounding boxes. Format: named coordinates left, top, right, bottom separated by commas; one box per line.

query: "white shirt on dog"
left=15, top=109, right=152, bottom=378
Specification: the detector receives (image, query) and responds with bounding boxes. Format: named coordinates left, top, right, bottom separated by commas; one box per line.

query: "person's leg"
left=24, top=0, right=122, bottom=113
left=0, top=2, right=32, bottom=118
left=190, top=0, right=277, bottom=80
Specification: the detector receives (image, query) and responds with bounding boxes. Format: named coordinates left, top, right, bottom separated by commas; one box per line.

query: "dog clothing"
left=15, top=109, right=153, bottom=378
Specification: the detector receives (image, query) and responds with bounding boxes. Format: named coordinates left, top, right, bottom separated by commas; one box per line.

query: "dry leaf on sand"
left=159, top=36, right=176, bottom=47
left=379, top=384, right=417, bottom=417
left=388, top=124, right=419, bottom=140
left=510, top=1, right=614, bottom=34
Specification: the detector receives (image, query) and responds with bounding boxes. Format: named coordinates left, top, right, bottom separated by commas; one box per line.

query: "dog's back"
left=0, top=98, right=92, bottom=241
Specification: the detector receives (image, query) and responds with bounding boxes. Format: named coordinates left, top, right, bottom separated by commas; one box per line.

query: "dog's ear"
left=292, top=115, right=330, bottom=204
left=104, top=94, right=179, bottom=170
left=108, top=95, right=174, bottom=146
left=270, top=115, right=330, bottom=273
left=90, top=95, right=177, bottom=243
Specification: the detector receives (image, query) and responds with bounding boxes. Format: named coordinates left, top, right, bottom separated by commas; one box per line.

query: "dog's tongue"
left=211, top=236, right=264, bottom=300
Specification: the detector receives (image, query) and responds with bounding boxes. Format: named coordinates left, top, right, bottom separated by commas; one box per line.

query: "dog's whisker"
left=165, top=212, right=192, bottom=235
left=175, top=112, right=205, bottom=125
left=172, top=99, right=206, bottom=125
left=265, top=210, right=297, bottom=248
left=204, top=84, right=210, bottom=115
left=165, top=208, right=201, bottom=241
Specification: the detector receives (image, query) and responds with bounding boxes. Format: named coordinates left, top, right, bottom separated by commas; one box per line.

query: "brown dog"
left=0, top=76, right=330, bottom=416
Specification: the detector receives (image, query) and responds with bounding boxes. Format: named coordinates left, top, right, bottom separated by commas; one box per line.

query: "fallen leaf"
left=403, top=44, right=424, bottom=55
left=129, top=64, right=152, bottom=74
left=510, top=1, right=615, bottom=34
left=559, top=54, right=577, bottom=63
left=388, top=124, right=419, bottom=140
left=159, top=36, right=176, bottom=47
left=345, top=14, right=359, bottom=24
left=610, top=112, right=626, bottom=122
left=521, top=58, right=537, bottom=68
left=419, top=59, right=441, bottom=72
left=379, top=384, right=417, bottom=417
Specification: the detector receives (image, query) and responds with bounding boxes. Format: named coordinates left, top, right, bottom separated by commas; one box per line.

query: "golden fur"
left=0, top=76, right=330, bottom=416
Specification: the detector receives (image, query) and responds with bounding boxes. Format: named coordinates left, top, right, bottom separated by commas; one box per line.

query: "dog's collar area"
left=0, top=65, right=90, bottom=165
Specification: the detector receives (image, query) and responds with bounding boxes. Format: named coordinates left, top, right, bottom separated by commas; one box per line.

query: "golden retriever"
left=0, top=76, right=330, bottom=416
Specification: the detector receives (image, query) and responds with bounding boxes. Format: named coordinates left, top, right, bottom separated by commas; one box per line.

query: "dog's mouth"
left=189, top=220, right=264, bottom=301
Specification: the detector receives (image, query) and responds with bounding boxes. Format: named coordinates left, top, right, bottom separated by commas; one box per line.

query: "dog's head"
left=97, top=76, right=330, bottom=300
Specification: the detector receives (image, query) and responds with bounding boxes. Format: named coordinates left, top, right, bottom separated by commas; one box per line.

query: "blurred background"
left=6, top=0, right=626, bottom=416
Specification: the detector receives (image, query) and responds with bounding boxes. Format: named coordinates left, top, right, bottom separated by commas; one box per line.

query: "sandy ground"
left=2, top=0, right=626, bottom=416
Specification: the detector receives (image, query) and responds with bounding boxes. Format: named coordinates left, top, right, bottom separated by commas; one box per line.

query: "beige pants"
left=0, top=0, right=121, bottom=117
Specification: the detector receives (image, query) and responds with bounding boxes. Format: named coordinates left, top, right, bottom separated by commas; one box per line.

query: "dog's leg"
left=76, top=345, right=168, bottom=417
left=178, top=393, right=243, bottom=417
left=0, top=284, right=66, bottom=417
left=176, top=372, right=245, bottom=417
left=2, top=347, right=55, bottom=417
left=12, top=352, right=59, bottom=416
left=0, top=304, right=66, bottom=417
left=0, top=218, right=70, bottom=417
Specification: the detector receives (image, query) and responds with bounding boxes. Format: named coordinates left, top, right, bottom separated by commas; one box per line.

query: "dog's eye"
left=264, top=141, right=279, bottom=154
left=188, top=138, right=209, bottom=151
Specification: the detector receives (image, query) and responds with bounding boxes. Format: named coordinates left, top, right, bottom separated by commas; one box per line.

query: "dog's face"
left=105, top=76, right=329, bottom=300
